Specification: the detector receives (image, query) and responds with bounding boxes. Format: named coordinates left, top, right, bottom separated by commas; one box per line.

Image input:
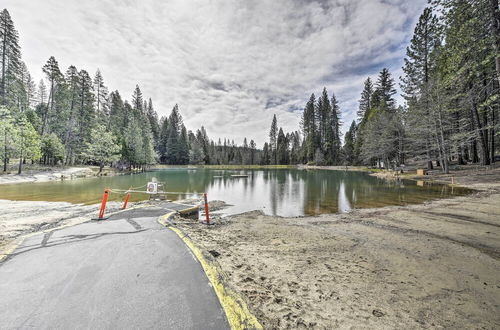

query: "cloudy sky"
left=5, top=0, right=426, bottom=146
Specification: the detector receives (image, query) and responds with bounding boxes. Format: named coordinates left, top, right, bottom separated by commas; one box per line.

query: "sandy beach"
left=171, top=167, right=500, bottom=329
left=0, top=167, right=95, bottom=185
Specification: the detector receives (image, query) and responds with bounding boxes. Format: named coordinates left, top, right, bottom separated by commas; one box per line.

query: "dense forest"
left=1, top=0, right=498, bottom=174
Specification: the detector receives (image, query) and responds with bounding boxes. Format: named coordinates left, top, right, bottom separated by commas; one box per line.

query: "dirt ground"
left=172, top=166, right=500, bottom=329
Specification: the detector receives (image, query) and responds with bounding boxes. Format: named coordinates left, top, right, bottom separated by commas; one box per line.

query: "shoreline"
left=0, top=166, right=97, bottom=185
left=1, top=164, right=499, bottom=328
left=170, top=166, right=500, bottom=328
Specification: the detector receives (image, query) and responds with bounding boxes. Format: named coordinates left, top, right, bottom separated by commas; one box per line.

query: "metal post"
left=98, top=188, right=110, bottom=220
left=203, top=193, right=210, bottom=224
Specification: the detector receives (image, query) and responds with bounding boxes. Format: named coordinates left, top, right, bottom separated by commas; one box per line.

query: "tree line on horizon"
left=1, top=0, right=498, bottom=174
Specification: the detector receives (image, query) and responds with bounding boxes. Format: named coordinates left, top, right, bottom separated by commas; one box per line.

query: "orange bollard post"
left=203, top=193, right=210, bottom=224
left=97, top=188, right=110, bottom=220
left=122, top=187, right=131, bottom=209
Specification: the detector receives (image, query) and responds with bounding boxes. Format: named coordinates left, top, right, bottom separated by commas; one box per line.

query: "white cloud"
left=5, top=0, right=426, bottom=145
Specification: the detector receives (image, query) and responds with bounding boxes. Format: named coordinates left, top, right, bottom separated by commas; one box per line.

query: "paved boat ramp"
left=0, top=201, right=230, bottom=329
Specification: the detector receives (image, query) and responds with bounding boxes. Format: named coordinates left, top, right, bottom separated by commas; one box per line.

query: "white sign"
left=147, top=182, right=158, bottom=194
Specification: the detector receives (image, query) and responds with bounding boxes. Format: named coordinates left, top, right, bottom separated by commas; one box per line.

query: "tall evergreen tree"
left=343, top=121, right=357, bottom=165
left=269, top=114, right=278, bottom=164
left=358, top=78, right=373, bottom=123
left=93, top=69, right=108, bottom=117
left=0, top=9, right=21, bottom=106
left=324, top=92, right=342, bottom=164
left=132, top=85, right=143, bottom=114
left=373, top=68, right=397, bottom=111
left=301, top=93, right=317, bottom=162
left=146, top=98, right=160, bottom=148
left=401, top=7, right=440, bottom=170
left=41, top=56, right=63, bottom=134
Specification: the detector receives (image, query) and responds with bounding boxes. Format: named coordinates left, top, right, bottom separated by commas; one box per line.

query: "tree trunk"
left=471, top=100, right=490, bottom=165
left=491, top=102, right=496, bottom=163
left=0, top=17, right=7, bottom=105
left=457, top=145, right=465, bottom=165
left=41, top=78, right=54, bottom=135
left=3, top=130, right=7, bottom=171
left=471, top=139, right=479, bottom=163
left=425, top=140, right=433, bottom=170
left=17, top=137, right=23, bottom=175
left=491, top=0, right=500, bottom=85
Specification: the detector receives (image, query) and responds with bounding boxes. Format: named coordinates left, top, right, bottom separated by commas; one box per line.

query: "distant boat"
left=230, top=174, right=248, bottom=178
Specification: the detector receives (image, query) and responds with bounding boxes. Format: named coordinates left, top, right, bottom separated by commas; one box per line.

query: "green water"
left=0, top=168, right=472, bottom=216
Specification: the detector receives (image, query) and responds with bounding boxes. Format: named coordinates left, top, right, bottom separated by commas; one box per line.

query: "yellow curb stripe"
left=158, top=212, right=262, bottom=330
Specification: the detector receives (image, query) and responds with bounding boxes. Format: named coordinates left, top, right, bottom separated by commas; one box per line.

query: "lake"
left=0, top=168, right=472, bottom=217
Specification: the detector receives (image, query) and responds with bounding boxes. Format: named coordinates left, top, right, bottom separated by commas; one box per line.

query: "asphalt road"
left=0, top=207, right=229, bottom=329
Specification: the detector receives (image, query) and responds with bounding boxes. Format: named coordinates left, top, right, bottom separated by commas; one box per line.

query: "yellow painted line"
left=157, top=212, right=262, bottom=330
left=157, top=211, right=176, bottom=226
left=0, top=237, right=25, bottom=263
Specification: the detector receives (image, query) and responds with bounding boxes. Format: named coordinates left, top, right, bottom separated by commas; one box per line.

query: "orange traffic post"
left=122, top=187, right=132, bottom=209
left=97, top=188, right=110, bottom=220
left=203, top=193, right=210, bottom=224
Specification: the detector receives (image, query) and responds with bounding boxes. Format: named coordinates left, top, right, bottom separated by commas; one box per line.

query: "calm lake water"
left=0, top=168, right=472, bottom=216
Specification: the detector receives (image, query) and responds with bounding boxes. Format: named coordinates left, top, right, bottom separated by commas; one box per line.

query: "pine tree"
left=41, top=56, right=63, bottom=134
left=164, top=104, right=184, bottom=164
left=124, top=116, right=144, bottom=168
left=0, top=9, right=21, bottom=107
left=373, top=68, right=397, bottom=111
left=324, top=92, right=342, bottom=164
left=343, top=121, right=357, bottom=165
left=261, top=142, right=270, bottom=165
left=179, top=125, right=190, bottom=164
left=358, top=78, right=373, bottom=123
left=132, top=85, right=143, bottom=114
left=93, top=69, right=108, bottom=117
left=301, top=93, right=317, bottom=162
left=401, top=7, right=440, bottom=170
left=317, top=87, right=332, bottom=155
left=158, top=117, right=169, bottom=163
left=140, top=120, right=156, bottom=167
left=249, top=139, right=256, bottom=165
left=269, top=114, right=278, bottom=164
left=146, top=98, right=160, bottom=148
left=277, top=127, right=289, bottom=164
left=76, top=70, right=95, bottom=159
left=37, top=79, right=47, bottom=106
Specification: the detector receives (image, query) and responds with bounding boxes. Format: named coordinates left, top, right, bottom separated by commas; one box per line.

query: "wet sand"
left=172, top=167, right=500, bottom=329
